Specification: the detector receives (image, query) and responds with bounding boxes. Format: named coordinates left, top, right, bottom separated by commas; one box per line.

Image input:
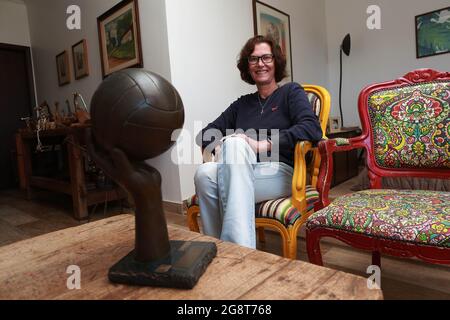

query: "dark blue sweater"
left=196, top=82, right=323, bottom=168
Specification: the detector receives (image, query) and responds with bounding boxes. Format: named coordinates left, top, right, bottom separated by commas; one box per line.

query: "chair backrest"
left=303, top=85, right=330, bottom=187
left=358, top=69, right=450, bottom=186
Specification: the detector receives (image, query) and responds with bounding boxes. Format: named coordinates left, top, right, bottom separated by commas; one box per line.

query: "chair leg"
left=280, top=234, right=290, bottom=258
left=288, top=227, right=298, bottom=260
left=306, top=228, right=323, bottom=266
left=372, top=251, right=381, bottom=268
left=187, top=206, right=200, bottom=233
left=257, top=227, right=266, bottom=243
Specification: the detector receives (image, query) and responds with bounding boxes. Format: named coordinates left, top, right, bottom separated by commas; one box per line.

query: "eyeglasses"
left=247, top=54, right=274, bottom=65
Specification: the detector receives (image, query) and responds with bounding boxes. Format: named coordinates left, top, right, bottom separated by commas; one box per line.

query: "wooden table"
left=0, top=214, right=383, bottom=300
left=15, top=127, right=127, bottom=220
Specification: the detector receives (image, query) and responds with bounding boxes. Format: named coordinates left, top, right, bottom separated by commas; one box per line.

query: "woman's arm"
left=195, top=101, right=238, bottom=152
left=271, top=83, right=323, bottom=150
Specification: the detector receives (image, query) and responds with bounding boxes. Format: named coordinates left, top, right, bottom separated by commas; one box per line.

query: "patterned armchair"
left=186, top=85, right=330, bottom=259
left=306, top=69, right=450, bottom=267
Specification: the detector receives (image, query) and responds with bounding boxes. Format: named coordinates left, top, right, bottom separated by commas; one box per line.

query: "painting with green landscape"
left=415, top=7, right=450, bottom=58
left=97, top=0, right=143, bottom=77
left=105, top=9, right=135, bottom=65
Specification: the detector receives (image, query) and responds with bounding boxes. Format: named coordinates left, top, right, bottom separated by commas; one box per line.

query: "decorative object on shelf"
left=56, top=50, right=71, bottom=86
left=97, top=0, right=143, bottom=78
left=327, top=116, right=342, bottom=134
left=34, top=101, right=54, bottom=152
left=253, top=0, right=293, bottom=82
left=72, top=39, right=89, bottom=79
left=87, top=68, right=216, bottom=289
left=415, top=7, right=450, bottom=58
left=339, top=33, right=351, bottom=128
left=72, top=92, right=91, bottom=126
left=53, top=102, right=63, bottom=125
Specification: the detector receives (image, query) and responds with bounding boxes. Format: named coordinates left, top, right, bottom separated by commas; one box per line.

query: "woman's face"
left=248, top=42, right=276, bottom=87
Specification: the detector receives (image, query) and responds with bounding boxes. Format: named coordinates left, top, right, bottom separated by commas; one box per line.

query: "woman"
left=194, top=35, right=322, bottom=249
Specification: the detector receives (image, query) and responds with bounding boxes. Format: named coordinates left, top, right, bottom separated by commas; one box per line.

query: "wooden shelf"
left=29, top=176, right=72, bottom=194
left=16, top=127, right=127, bottom=220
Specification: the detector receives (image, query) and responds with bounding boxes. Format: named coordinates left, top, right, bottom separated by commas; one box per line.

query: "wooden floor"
left=0, top=180, right=449, bottom=300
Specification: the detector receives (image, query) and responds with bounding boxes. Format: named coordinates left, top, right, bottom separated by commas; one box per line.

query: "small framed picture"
left=72, top=39, right=89, bottom=79
left=328, top=116, right=342, bottom=134
left=56, top=50, right=71, bottom=86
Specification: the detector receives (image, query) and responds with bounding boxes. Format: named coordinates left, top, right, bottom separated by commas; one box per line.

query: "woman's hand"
left=234, top=133, right=271, bottom=153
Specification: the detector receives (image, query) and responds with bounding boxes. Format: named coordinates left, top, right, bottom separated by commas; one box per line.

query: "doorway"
left=0, top=43, right=36, bottom=189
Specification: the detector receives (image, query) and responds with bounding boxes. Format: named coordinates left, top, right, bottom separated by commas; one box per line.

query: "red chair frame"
left=307, top=69, right=450, bottom=266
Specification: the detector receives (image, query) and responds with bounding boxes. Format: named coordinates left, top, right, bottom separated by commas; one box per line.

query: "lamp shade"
left=341, top=34, right=351, bottom=56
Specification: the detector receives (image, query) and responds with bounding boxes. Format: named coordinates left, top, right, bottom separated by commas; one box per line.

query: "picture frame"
left=253, top=0, right=293, bottom=82
left=56, top=50, right=71, bottom=86
left=415, top=6, right=450, bottom=59
left=327, top=116, right=342, bottom=134
left=97, top=0, right=143, bottom=78
left=72, top=39, right=89, bottom=79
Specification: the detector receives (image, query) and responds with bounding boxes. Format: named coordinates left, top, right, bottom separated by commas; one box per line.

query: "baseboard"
left=163, top=201, right=183, bottom=215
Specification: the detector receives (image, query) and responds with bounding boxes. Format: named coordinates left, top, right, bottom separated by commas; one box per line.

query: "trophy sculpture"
left=87, top=69, right=216, bottom=289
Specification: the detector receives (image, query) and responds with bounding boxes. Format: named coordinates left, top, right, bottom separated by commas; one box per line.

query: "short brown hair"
left=237, top=35, right=287, bottom=85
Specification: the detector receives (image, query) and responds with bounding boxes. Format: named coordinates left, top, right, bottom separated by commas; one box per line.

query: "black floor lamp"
left=339, top=33, right=351, bottom=128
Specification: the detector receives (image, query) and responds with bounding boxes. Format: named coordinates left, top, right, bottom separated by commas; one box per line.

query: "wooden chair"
left=306, top=69, right=450, bottom=267
left=186, top=85, right=330, bottom=259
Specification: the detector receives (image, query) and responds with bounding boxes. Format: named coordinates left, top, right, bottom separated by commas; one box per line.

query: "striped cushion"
left=185, top=185, right=319, bottom=227
left=306, top=92, right=321, bottom=117
left=256, top=185, right=319, bottom=226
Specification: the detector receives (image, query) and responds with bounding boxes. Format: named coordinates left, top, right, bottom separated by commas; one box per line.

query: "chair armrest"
left=291, top=141, right=314, bottom=212
left=316, top=136, right=367, bottom=209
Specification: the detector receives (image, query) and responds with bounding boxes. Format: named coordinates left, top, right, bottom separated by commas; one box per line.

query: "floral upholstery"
left=186, top=185, right=319, bottom=227
left=368, top=81, right=450, bottom=169
left=307, top=189, right=450, bottom=248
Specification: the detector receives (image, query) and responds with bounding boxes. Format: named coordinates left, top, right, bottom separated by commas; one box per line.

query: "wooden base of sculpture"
left=108, top=240, right=217, bottom=289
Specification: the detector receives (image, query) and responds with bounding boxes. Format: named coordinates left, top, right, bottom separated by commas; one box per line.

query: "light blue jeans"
left=194, top=137, right=293, bottom=249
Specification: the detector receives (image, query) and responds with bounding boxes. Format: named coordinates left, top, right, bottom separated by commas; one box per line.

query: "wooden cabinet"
left=15, top=127, right=127, bottom=220
left=327, top=127, right=362, bottom=187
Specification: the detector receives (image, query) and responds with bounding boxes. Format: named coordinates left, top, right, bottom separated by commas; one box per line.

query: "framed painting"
left=97, top=0, right=143, bottom=78
left=327, top=116, right=342, bottom=134
left=72, top=39, right=89, bottom=79
left=415, top=7, right=450, bottom=58
left=56, top=50, right=71, bottom=86
left=253, top=0, right=293, bottom=82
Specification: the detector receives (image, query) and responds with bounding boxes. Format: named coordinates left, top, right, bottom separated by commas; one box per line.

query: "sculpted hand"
left=85, top=128, right=169, bottom=262
left=85, top=128, right=160, bottom=198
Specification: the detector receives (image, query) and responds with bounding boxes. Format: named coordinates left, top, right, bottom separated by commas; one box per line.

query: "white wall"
left=26, top=0, right=120, bottom=108
left=25, top=0, right=182, bottom=202
left=0, top=0, right=31, bottom=46
left=140, top=0, right=181, bottom=203
left=166, top=0, right=329, bottom=201
left=165, top=0, right=254, bottom=201
left=325, top=0, right=450, bottom=127
left=264, top=0, right=328, bottom=86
